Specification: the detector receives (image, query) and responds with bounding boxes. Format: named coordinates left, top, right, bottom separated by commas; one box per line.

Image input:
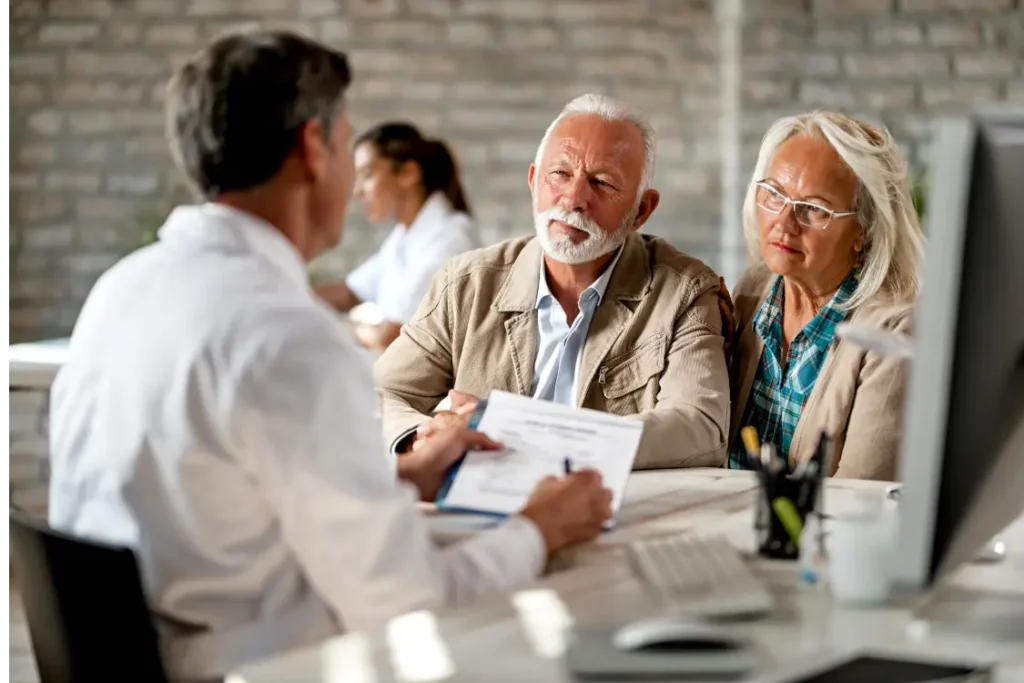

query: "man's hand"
left=413, top=390, right=482, bottom=443
left=717, top=277, right=737, bottom=365
left=398, top=426, right=502, bottom=501
left=519, top=470, right=613, bottom=555
left=447, top=390, right=480, bottom=412
left=415, top=403, right=477, bottom=443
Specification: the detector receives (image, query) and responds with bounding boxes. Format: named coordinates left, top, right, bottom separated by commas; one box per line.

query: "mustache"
left=538, top=207, right=600, bottom=236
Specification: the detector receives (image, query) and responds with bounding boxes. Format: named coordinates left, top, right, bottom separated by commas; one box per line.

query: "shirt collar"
left=753, top=271, right=859, bottom=352
left=158, top=202, right=310, bottom=290
left=535, top=245, right=624, bottom=310
left=398, top=191, right=452, bottom=236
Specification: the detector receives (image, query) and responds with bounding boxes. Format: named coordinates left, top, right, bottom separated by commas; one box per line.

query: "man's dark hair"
left=166, top=30, right=351, bottom=198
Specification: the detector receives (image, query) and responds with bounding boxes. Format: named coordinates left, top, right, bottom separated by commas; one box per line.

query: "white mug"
left=828, top=508, right=894, bottom=605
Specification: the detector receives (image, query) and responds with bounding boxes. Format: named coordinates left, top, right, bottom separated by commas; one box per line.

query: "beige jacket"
left=728, top=264, right=914, bottom=480
left=373, top=232, right=731, bottom=470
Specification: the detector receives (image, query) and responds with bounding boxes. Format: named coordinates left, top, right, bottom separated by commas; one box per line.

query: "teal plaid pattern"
left=729, top=272, right=857, bottom=470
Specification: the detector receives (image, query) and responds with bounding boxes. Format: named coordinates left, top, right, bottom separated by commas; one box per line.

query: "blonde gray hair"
left=742, top=110, right=925, bottom=310
left=534, top=93, right=657, bottom=200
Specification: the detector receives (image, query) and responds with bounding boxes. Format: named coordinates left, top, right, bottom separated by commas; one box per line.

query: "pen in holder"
left=749, top=430, right=830, bottom=561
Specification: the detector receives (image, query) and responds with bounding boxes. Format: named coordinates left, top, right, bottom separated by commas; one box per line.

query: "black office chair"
left=9, top=509, right=170, bottom=683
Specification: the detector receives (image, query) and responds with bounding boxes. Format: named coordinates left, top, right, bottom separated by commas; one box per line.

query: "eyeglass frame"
left=753, top=181, right=857, bottom=231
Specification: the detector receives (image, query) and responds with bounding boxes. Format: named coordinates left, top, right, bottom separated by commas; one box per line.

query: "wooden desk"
left=231, top=469, right=1024, bottom=682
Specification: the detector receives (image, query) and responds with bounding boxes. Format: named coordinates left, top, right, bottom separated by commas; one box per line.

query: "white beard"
left=533, top=205, right=637, bottom=265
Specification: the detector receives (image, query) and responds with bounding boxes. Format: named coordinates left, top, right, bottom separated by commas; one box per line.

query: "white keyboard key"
left=626, top=533, right=775, bottom=618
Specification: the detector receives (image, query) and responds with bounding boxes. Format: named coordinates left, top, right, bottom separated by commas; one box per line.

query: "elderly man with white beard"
left=373, top=94, right=730, bottom=471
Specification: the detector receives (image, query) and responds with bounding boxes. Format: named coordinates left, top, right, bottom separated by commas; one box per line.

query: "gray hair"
left=166, top=30, right=351, bottom=199
left=742, top=110, right=925, bottom=309
left=534, top=93, right=657, bottom=201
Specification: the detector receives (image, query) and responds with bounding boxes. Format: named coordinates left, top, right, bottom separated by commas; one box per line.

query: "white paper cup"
left=828, top=511, right=893, bottom=605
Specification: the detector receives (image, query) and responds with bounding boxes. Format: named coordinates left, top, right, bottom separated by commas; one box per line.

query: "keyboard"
left=626, top=533, right=775, bottom=618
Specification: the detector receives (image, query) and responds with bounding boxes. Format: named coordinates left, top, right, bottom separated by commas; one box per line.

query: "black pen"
left=564, top=457, right=573, bottom=475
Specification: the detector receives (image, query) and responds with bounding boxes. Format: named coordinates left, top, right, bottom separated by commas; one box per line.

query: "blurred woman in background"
left=726, top=110, right=925, bottom=480
left=317, top=123, right=479, bottom=351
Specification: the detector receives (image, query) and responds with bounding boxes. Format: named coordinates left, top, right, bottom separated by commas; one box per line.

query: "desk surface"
left=9, top=338, right=70, bottom=389
left=7, top=311, right=375, bottom=390
left=232, top=469, right=1024, bottom=683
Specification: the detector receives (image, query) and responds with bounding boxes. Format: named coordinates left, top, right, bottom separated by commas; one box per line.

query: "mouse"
left=611, top=617, right=745, bottom=653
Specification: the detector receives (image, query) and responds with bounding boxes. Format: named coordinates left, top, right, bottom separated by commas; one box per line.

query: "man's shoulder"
left=443, top=235, right=535, bottom=282
left=233, top=297, right=344, bottom=351
left=641, top=234, right=720, bottom=296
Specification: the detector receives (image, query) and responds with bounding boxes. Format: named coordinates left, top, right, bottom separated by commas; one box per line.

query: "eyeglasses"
left=754, top=181, right=856, bottom=231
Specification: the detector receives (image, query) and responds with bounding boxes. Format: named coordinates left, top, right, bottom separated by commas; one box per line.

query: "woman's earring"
left=853, top=246, right=865, bottom=279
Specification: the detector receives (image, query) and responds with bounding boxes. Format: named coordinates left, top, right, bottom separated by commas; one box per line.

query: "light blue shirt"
left=530, top=248, right=623, bottom=406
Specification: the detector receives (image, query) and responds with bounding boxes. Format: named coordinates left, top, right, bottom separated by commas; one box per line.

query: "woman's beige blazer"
left=729, top=264, right=914, bottom=480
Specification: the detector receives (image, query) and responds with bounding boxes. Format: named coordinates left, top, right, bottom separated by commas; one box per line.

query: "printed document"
left=439, top=391, right=645, bottom=522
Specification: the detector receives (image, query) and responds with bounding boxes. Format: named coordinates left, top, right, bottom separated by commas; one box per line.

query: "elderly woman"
left=727, top=111, right=925, bottom=480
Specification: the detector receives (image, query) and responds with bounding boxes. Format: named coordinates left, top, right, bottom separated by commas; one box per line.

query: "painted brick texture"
left=742, top=0, right=1023, bottom=171
left=9, top=0, right=724, bottom=347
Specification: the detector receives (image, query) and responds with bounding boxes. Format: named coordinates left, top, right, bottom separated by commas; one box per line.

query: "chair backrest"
left=9, top=510, right=170, bottom=683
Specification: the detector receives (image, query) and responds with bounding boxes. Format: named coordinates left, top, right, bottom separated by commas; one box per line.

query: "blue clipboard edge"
left=435, top=397, right=542, bottom=523
left=434, top=399, right=490, bottom=510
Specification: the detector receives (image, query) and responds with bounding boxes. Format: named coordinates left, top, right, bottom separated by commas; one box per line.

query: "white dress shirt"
left=531, top=248, right=623, bottom=406
left=47, top=203, right=544, bottom=682
left=345, top=192, right=479, bottom=323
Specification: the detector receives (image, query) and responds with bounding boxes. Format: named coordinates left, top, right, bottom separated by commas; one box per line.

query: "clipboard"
left=434, top=398, right=505, bottom=517
left=432, top=392, right=642, bottom=530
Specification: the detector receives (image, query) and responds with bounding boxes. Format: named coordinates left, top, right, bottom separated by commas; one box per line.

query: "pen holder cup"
left=755, top=468, right=822, bottom=560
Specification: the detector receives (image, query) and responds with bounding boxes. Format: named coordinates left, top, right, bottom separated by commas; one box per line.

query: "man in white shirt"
left=47, top=30, right=612, bottom=682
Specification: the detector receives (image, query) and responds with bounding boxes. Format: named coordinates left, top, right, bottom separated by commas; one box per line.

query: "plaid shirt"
left=729, top=272, right=857, bottom=470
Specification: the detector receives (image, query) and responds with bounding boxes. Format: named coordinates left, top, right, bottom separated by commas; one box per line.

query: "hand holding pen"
left=521, top=457, right=613, bottom=553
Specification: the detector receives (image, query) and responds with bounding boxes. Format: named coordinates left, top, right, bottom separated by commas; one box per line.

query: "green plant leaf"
left=910, top=173, right=927, bottom=219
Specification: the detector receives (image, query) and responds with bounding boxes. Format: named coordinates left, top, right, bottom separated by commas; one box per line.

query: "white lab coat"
left=346, top=192, right=479, bottom=323
left=47, top=202, right=544, bottom=681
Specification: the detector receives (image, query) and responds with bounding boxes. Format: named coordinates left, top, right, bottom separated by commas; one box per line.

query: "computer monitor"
left=890, top=107, right=1024, bottom=594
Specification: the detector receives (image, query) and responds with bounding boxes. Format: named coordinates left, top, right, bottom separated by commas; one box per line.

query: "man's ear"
left=631, top=189, right=661, bottom=231
left=527, top=163, right=536, bottom=190
left=298, top=118, right=330, bottom=181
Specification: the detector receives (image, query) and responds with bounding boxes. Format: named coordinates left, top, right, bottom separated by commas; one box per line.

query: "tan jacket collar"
left=493, top=232, right=652, bottom=313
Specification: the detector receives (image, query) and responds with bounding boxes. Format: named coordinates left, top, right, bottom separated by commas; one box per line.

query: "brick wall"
left=740, top=0, right=1024, bottom=175
left=9, top=0, right=725, bottom=345
left=8, top=0, right=1024, bottom=517
left=11, top=0, right=1022, bottom=344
